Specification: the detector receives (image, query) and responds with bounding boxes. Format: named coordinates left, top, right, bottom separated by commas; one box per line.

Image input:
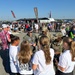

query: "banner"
left=11, top=10, right=16, bottom=18
left=49, top=11, right=51, bottom=18
left=34, top=7, right=38, bottom=22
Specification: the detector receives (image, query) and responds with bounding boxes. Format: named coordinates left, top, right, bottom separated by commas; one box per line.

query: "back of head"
left=18, top=41, right=32, bottom=64
left=39, top=35, right=49, bottom=46
left=56, top=33, right=63, bottom=42
left=10, top=34, right=20, bottom=44
left=27, top=27, right=32, bottom=32
left=39, top=36, right=51, bottom=65
left=20, top=41, right=30, bottom=52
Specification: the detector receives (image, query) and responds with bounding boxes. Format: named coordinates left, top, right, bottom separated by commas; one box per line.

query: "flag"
left=11, top=10, right=16, bottom=18
left=49, top=11, right=51, bottom=18
left=34, top=7, right=38, bottom=23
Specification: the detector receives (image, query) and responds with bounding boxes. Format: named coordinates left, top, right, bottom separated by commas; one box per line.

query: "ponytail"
left=39, top=36, right=51, bottom=65
left=42, top=44, right=51, bottom=64
left=71, top=41, right=75, bottom=61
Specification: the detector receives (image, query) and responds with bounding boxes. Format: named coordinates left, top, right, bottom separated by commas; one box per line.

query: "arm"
left=32, top=64, right=38, bottom=70
left=32, top=53, right=38, bottom=70
left=58, top=65, right=66, bottom=72
left=55, top=55, right=66, bottom=72
left=55, top=59, right=66, bottom=72
left=6, top=33, right=11, bottom=42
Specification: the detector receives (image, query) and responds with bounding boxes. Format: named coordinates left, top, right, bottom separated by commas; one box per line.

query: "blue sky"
left=0, top=0, right=75, bottom=21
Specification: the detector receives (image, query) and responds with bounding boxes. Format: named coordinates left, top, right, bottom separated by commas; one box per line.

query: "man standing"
left=0, top=24, right=11, bottom=73
left=38, top=27, right=52, bottom=49
left=34, top=23, right=39, bottom=33
left=0, top=24, right=11, bottom=50
left=23, top=27, right=38, bottom=53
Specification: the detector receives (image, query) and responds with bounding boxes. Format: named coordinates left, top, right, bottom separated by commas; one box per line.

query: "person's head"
left=18, top=41, right=32, bottom=64
left=42, top=27, right=48, bottom=35
left=10, top=34, right=20, bottom=46
left=7, top=25, right=10, bottom=31
left=39, top=36, right=51, bottom=65
left=63, top=37, right=72, bottom=50
left=2, top=24, right=8, bottom=31
left=71, top=41, right=75, bottom=61
left=56, top=33, right=63, bottom=42
left=73, top=26, right=75, bottom=30
left=27, top=27, right=33, bottom=36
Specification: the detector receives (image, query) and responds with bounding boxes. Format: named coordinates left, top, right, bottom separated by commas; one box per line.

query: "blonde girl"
left=32, top=36, right=55, bottom=75
left=17, top=41, right=33, bottom=75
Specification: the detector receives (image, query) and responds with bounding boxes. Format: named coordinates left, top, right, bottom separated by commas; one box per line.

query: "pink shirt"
left=0, top=30, right=9, bottom=50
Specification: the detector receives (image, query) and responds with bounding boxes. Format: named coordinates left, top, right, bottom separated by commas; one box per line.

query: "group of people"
left=0, top=23, right=75, bottom=75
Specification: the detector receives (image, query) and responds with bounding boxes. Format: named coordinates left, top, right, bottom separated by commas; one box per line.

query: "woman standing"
left=56, top=37, right=75, bottom=75
left=32, top=36, right=55, bottom=75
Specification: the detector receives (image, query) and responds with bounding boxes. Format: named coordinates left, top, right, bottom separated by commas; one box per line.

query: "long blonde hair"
left=18, top=41, right=32, bottom=64
left=71, top=41, right=75, bottom=61
left=39, top=36, right=51, bottom=65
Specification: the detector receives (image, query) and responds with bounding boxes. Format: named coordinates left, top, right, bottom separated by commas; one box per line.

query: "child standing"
left=32, top=36, right=55, bottom=75
left=17, top=41, right=33, bottom=75
left=56, top=37, right=75, bottom=75
left=9, top=35, right=20, bottom=75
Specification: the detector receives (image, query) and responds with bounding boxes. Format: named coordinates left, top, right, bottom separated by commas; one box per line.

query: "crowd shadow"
left=0, top=49, right=12, bottom=75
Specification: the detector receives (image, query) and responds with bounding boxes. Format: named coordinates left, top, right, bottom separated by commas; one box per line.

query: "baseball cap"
left=2, top=24, right=7, bottom=28
left=7, top=25, right=10, bottom=28
left=27, top=27, right=32, bottom=31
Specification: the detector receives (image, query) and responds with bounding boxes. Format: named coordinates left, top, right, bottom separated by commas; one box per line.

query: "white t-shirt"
left=32, top=48, right=55, bottom=75
left=61, top=29, right=66, bottom=36
left=9, top=45, right=19, bottom=73
left=17, top=61, right=33, bottom=74
left=35, top=24, right=39, bottom=30
left=58, top=50, right=75, bottom=73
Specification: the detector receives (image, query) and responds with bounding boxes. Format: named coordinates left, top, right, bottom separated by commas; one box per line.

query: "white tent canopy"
left=39, top=18, right=55, bottom=23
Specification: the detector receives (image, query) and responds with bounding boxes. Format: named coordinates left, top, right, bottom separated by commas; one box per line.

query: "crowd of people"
left=0, top=22, right=75, bottom=75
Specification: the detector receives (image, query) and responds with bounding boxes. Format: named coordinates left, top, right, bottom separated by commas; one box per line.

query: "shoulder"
left=62, top=50, right=70, bottom=56
left=23, top=34, right=28, bottom=39
left=50, top=48, right=54, bottom=52
left=34, top=50, right=44, bottom=58
left=32, top=33, right=36, bottom=36
left=60, top=50, right=70, bottom=59
left=35, top=48, right=54, bottom=55
left=35, top=50, right=43, bottom=55
left=9, top=45, right=17, bottom=50
left=50, top=48, right=54, bottom=55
